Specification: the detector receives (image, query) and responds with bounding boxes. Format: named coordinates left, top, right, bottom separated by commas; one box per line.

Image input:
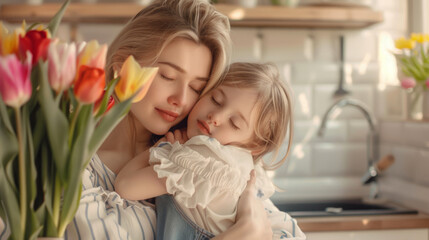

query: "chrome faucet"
left=317, top=98, right=379, bottom=199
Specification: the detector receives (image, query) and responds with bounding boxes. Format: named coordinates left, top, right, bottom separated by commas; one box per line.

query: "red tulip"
left=19, top=30, right=51, bottom=65
left=74, top=65, right=105, bottom=104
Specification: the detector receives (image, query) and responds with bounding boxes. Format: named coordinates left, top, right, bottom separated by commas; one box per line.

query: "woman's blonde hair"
left=220, top=62, right=294, bottom=171
left=105, top=0, right=232, bottom=150
left=106, top=0, right=232, bottom=94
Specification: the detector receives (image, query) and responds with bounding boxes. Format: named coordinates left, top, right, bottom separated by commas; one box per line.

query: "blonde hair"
left=220, top=62, right=294, bottom=171
left=105, top=0, right=232, bottom=150
left=106, top=0, right=232, bottom=94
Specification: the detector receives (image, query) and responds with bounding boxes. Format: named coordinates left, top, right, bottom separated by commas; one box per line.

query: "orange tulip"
left=74, top=65, right=105, bottom=104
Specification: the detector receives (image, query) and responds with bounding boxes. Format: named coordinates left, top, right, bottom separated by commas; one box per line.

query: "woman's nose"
left=167, top=85, right=187, bottom=107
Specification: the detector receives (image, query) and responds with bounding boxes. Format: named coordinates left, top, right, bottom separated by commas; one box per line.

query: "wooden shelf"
left=0, top=3, right=383, bottom=29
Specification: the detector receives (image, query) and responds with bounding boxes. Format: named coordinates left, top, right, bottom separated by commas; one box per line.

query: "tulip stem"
left=68, top=103, right=81, bottom=146
left=14, top=107, right=27, bottom=233
left=52, top=173, right=61, bottom=229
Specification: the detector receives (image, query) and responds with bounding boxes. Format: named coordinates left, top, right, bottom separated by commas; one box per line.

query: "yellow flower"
left=395, top=37, right=415, bottom=50
left=0, top=21, right=26, bottom=56
left=410, top=33, right=427, bottom=43
left=115, top=55, right=158, bottom=103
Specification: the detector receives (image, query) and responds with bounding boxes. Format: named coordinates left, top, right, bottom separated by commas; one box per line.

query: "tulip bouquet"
left=0, top=1, right=157, bottom=239
left=394, top=33, right=429, bottom=118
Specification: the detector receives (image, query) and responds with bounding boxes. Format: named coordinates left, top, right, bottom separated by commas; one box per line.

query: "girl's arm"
left=115, top=149, right=168, bottom=200
left=213, top=170, right=273, bottom=240
left=115, top=129, right=188, bottom=201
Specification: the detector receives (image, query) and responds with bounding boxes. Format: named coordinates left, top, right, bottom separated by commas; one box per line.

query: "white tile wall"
left=312, top=143, right=367, bottom=176
left=348, top=120, right=369, bottom=142
left=9, top=0, right=421, bottom=199
left=230, top=28, right=260, bottom=61
left=415, top=149, right=429, bottom=186
left=261, top=29, right=312, bottom=62
left=292, top=62, right=339, bottom=83
left=312, top=84, right=375, bottom=119
left=402, top=122, right=429, bottom=149
left=291, top=84, right=313, bottom=120
left=344, top=30, right=378, bottom=62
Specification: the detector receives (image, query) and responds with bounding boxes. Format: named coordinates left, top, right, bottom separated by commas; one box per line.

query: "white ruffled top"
left=149, top=135, right=275, bottom=235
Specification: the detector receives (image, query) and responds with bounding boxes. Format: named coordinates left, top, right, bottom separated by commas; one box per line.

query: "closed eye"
left=211, top=96, right=221, bottom=106
left=190, top=86, right=202, bottom=94
left=161, top=74, right=174, bottom=80
left=230, top=119, right=240, bottom=130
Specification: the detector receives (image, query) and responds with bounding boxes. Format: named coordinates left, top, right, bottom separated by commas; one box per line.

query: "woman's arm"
left=115, top=149, right=168, bottom=200
left=213, top=170, right=272, bottom=240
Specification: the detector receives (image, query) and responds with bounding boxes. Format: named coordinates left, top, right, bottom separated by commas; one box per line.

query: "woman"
left=66, top=0, right=304, bottom=239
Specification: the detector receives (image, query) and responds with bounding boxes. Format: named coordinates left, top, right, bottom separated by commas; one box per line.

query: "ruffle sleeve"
left=254, top=163, right=276, bottom=200
left=149, top=136, right=254, bottom=209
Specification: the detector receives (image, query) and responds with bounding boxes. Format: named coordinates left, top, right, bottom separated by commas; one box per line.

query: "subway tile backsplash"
left=9, top=0, right=423, bottom=203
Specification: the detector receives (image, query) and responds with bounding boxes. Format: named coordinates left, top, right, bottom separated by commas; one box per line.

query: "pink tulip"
left=48, top=41, right=76, bottom=93
left=400, top=77, right=416, bottom=89
left=76, top=40, right=107, bottom=70
left=0, top=53, right=32, bottom=108
left=426, top=79, right=429, bottom=89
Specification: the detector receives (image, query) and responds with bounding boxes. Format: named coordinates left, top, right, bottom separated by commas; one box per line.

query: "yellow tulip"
left=0, top=21, right=25, bottom=56
left=115, top=55, right=158, bottom=103
left=410, top=33, right=426, bottom=43
left=395, top=37, right=415, bottom=50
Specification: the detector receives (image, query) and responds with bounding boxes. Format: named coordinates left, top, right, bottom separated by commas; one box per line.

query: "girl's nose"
left=208, top=112, right=221, bottom=126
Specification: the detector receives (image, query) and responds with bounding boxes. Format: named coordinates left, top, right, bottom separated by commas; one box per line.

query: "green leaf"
left=22, top=106, right=37, bottom=208
left=36, top=61, right=70, bottom=181
left=59, top=105, right=93, bottom=231
left=47, top=0, right=71, bottom=36
left=95, top=77, right=119, bottom=119
left=0, top=170, right=22, bottom=240
left=31, top=108, right=46, bottom=159
left=58, top=180, right=82, bottom=236
left=88, top=97, right=133, bottom=160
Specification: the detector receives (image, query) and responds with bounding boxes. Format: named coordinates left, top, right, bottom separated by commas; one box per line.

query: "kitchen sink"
left=275, top=198, right=418, bottom=217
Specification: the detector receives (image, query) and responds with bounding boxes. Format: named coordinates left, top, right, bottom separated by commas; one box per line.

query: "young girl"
left=115, top=62, right=301, bottom=239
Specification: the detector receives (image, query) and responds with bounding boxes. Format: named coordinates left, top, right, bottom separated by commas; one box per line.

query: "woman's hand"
left=213, top=170, right=272, bottom=240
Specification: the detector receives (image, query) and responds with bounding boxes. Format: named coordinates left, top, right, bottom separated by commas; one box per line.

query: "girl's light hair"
left=106, top=0, right=232, bottom=94
left=221, top=62, right=294, bottom=171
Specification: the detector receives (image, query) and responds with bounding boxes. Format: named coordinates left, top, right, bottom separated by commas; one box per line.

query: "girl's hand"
left=164, top=129, right=189, bottom=144
left=213, top=170, right=272, bottom=240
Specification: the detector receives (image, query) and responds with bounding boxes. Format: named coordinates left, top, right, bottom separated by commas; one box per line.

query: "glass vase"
left=405, top=85, right=424, bottom=120
left=423, top=89, right=429, bottom=120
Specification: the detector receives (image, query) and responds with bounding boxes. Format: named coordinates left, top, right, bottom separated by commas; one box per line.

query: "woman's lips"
left=156, top=108, right=179, bottom=122
left=197, top=120, right=210, bottom=135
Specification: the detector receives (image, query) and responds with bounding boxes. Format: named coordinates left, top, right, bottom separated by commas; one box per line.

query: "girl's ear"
left=250, top=146, right=265, bottom=156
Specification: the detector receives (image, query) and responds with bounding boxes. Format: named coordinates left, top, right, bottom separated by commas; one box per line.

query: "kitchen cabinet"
left=306, top=228, right=429, bottom=240
left=0, top=3, right=383, bottom=29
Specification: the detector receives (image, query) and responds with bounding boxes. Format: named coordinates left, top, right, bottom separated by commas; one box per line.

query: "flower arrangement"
left=0, top=1, right=157, bottom=239
left=394, top=33, right=429, bottom=89
left=394, top=33, right=429, bottom=118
